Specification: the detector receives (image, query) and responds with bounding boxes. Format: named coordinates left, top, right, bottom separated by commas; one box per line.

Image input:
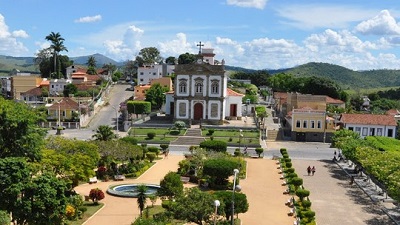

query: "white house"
left=339, top=113, right=397, bottom=138
left=164, top=48, right=244, bottom=125
left=49, top=79, right=72, bottom=96
left=137, top=64, right=175, bottom=85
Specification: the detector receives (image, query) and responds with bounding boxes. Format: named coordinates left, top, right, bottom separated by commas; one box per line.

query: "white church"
left=164, top=47, right=244, bottom=125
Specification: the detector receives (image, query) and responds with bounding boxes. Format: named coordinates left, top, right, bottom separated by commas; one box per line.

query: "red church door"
left=193, top=103, right=203, bottom=120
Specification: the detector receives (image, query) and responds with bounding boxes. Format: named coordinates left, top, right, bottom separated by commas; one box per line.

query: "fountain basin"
left=107, top=183, right=160, bottom=198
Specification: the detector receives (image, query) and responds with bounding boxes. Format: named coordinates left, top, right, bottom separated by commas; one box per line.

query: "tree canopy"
left=145, top=83, right=169, bottom=110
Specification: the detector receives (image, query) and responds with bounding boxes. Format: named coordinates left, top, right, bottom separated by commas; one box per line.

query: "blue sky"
left=1, top=0, right=400, bottom=70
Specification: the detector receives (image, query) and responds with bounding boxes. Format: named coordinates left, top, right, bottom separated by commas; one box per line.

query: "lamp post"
left=231, top=169, right=241, bottom=225
left=112, top=106, right=119, bottom=136
left=214, top=200, right=220, bottom=225
left=323, top=111, right=326, bottom=143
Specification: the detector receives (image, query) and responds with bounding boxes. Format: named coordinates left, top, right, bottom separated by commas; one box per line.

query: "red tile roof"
left=226, top=88, right=244, bottom=96
left=48, top=97, right=79, bottom=110
left=326, top=96, right=344, bottom=104
left=340, top=113, right=397, bottom=126
left=22, top=87, right=43, bottom=96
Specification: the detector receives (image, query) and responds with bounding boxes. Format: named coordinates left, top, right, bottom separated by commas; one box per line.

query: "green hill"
left=279, top=62, right=400, bottom=90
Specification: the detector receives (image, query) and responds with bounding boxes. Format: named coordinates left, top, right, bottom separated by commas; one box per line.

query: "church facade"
left=165, top=48, right=244, bottom=125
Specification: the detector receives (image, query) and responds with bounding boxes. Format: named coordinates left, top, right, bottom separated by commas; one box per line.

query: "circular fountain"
left=107, top=184, right=160, bottom=198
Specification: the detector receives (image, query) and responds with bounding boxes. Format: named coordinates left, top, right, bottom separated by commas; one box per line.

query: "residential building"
left=134, top=84, right=151, bottom=101
left=137, top=64, right=175, bottom=85
left=20, top=87, right=47, bottom=107
left=339, top=113, right=397, bottom=138
left=49, top=79, right=72, bottom=96
left=164, top=48, right=244, bottom=125
left=1, top=77, right=11, bottom=98
left=150, top=77, right=173, bottom=91
left=11, top=75, right=42, bottom=100
left=47, top=97, right=79, bottom=122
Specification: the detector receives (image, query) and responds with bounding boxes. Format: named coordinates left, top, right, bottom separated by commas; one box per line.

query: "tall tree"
left=165, top=56, right=177, bottom=65
left=158, top=172, right=183, bottom=200
left=92, top=125, right=117, bottom=141
left=145, top=83, right=169, bottom=110
left=135, top=47, right=162, bottom=66
left=0, top=98, right=46, bottom=161
left=45, top=32, right=68, bottom=79
left=178, top=52, right=196, bottom=64
left=136, top=184, right=148, bottom=217
left=86, top=56, right=98, bottom=75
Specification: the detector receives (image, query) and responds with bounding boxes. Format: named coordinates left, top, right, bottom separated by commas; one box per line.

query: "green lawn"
left=69, top=202, right=104, bottom=225
left=202, top=129, right=259, bottom=138
left=130, top=128, right=185, bottom=136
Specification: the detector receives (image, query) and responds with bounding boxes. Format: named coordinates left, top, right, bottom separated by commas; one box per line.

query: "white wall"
left=344, top=123, right=396, bottom=138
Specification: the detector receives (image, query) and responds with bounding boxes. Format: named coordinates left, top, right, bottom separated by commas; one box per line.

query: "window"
left=140, top=72, right=144, bottom=75
left=388, top=129, right=393, bottom=137
left=348, top=127, right=353, bottom=131
left=211, top=81, right=219, bottom=94
left=153, top=72, right=156, bottom=75
left=140, top=79, right=143, bottom=82
left=179, top=80, right=187, bottom=94
left=317, top=121, right=322, bottom=129
left=296, top=120, right=301, bottom=128
left=369, top=128, right=375, bottom=136
left=362, top=127, right=368, bottom=136
left=303, top=120, right=308, bottom=128
left=310, top=120, right=315, bottom=128
left=195, top=81, right=203, bottom=94
left=355, top=127, right=361, bottom=135
left=377, top=128, right=382, bottom=136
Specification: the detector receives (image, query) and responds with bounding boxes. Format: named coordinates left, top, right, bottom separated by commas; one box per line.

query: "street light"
left=214, top=200, right=220, bottom=225
left=112, top=106, right=119, bottom=136
left=239, top=129, right=243, bottom=152
left=231, top=169, right=241, bottom=225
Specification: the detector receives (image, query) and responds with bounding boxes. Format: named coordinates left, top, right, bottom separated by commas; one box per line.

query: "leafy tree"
left=92, top=125, right=117, bottom=141
left=45, top=32, right=68, bottom=78
left=174, top=121, right=186, bottom=131
left=124, top=60, right=137, bottom=79
left=35, top=47, right=53, bottom=78
left=268, top=73, right=296, bottom=92
left=136, top=47, right=162, bottom=66
left=172, top=187, right=214, bottom=224
left=213, top=190, right=249, bottom=221
left=0, top=210, right=10, bottom=225
left=63, top=83, right=78, bottom=97
left=136, top=184, right=148, bottom=217
left=203, top=158, right=238, bottom=185
left=158, top=172, right=183, bottom=200
left=299, top=76, right=342, bottom=99
left=0, top=98, right=46, bottom=161
left=102, top=63, right=117, bottom=75
left=165, top=56, right=177, bottom=64
left=86, top=56, right=97, bottom=75
left=145, top=83, right=169, bottom=110
left=178, top=52, right=196, bottom=64
left=255, top=148, right=264, bottom=157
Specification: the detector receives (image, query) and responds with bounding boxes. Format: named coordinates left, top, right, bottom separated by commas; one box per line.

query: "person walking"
left=311, top=166, right=316, bottom=176
left=307, top=166, right=311, bottom=176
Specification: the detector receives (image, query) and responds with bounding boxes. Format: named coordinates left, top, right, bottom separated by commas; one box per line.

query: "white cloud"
left=304, top=29, right=376, bottom=53
left=12, top=30, right=29, bottom=38
left=276, top=5, right=377, bottom=29
left=355, top=10, right=400, bottom=35
left=158, top=33, right=192, bottom=57
left=74, top=15, right=102, bottom=23
left=0, top=14, right=28, bottom=55
left=226, top=0, right=267, bottom=9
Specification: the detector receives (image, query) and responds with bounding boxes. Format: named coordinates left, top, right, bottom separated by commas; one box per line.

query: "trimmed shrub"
left=160, top=144, right=169, bottom=151
left=302, top=200, right=312, bottom=208
left=147, top=132, right=156, bottom=139
left=255, top=148, right=264, bottom=157
left=147, top=146, right=160, bottom=156
left=296, top=189, right=310, bottom=201
left=199, top=140, right=227, bottom=152
left=207, top=129, right=215, bottom=135
left=284, top=158, right=291, bottom=163
left=169, top=129, right=180, bottom=135
left=285, top=162, right=292, bottom=168
left=280, top=148, right=287, bottom=154
left=284, top=168, right=295, bottom=173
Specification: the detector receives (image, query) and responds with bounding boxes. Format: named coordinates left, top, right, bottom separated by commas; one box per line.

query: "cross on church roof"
left=197, top=41, right=204, bottom=54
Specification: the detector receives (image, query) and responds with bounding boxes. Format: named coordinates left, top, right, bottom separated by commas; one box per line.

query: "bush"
left=285, top=162, right=292, bottom=168
left=147, top=132, right=156, bottom=139
left=280, top=148, right=287, bottom=154
left=234, top=148, right=241, bottom=157
left=89, top=188, right=105, bottom=204
left=284, top=158, right=291, bottom=163
left=147, top=146, right=160, bottom=156
left=146, top=152, right=156, bottom=162
left=160, top=144, right=169, bottom=151
left=169, top=129, right=180, bottom=135
left=295, top=189, right=310, bottom=201
left=207, top=129, right=215, bottom=135
left=199, top=140, right=227, bottom=152
left=302, top=200, right=312, bottom=208
left=255, top=148, right=264, bottom=157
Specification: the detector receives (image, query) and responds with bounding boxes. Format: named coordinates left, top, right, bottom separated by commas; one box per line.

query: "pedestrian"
left=307, top=166, right=311, bottom=176
left=311, top=166, right=316, bottom=176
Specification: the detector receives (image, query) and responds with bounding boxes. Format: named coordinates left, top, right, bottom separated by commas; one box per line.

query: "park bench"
left=89, top=177, right=97, bottom=184
left=288, top=208, right=294, bottom=216
left=114, top=175, right=125, bottom=181
left=180, top=176, right=190, bottom=184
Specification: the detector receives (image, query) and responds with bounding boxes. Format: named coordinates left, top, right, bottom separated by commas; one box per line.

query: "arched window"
left=211, top=81, right=219, bottom=94
left=179, top=80, right=187, bottom=93
left=195, top=81, right=203, bottom=94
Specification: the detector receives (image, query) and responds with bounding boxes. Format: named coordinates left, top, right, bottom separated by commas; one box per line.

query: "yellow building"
left=150, top=77, right=173, bottom=91
left=47, top=97, right=79, bottom=123
left=11, top=75, right=42, bottom=99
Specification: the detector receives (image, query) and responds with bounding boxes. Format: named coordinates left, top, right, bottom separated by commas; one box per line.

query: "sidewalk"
left=336, top=160, right=400, bottom=224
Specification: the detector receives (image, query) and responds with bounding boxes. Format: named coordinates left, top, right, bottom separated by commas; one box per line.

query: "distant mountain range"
left=1, top=54, right=399, bottom=90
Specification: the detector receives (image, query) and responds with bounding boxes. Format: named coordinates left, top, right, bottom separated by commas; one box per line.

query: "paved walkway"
left=240, top=158, right=294, bottom=224
left=291, top=159, right=396, bottom=225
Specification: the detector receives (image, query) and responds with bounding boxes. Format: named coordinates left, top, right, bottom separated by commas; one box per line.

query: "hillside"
left=279, top=62, right=400, bottom=90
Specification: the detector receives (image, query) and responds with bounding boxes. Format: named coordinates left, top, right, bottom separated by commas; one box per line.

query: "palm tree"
left=86, top=56, right=98, bottom=75
left=136, top=184, right=148, bottom=217
left=45, top=32, right=68, bottom=78
left=92, top=125, right=117, bottom=141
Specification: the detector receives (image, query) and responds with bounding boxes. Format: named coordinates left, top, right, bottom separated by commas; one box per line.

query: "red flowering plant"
left=89, top=188, right=105, bottom=204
